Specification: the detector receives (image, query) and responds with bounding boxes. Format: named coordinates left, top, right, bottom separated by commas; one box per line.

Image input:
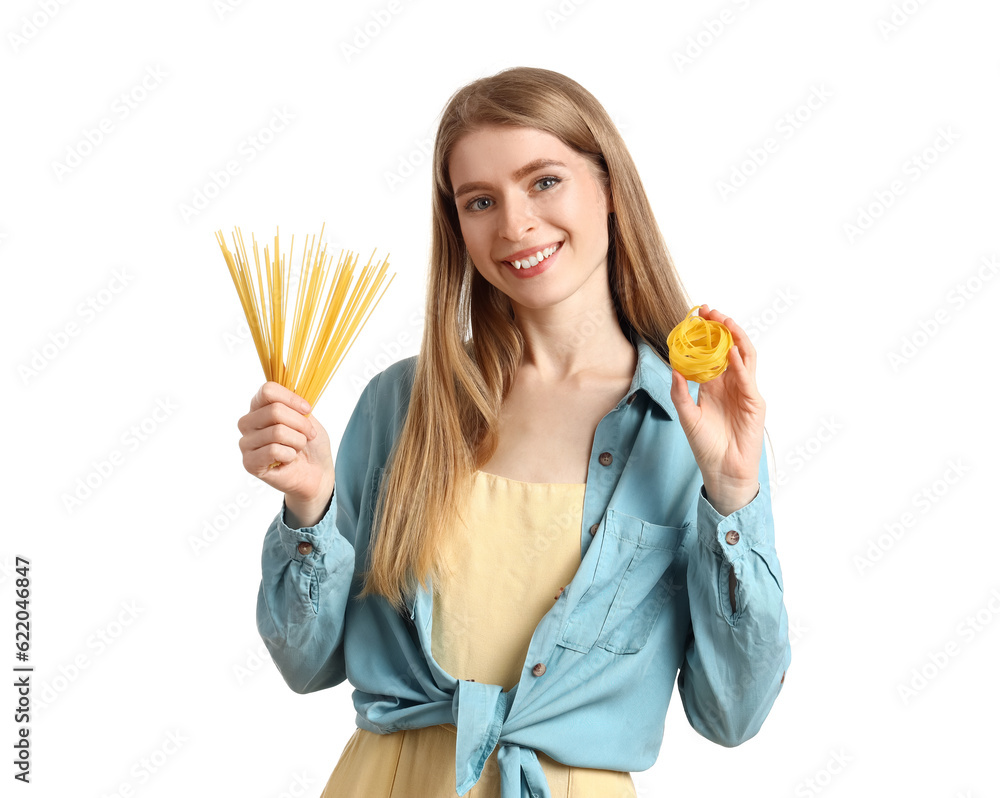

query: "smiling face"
left=448, top=125, right=613, bottom=314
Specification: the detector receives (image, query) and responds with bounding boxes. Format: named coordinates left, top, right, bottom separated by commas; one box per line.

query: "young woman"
left=238, top=67, right=791, bottom=798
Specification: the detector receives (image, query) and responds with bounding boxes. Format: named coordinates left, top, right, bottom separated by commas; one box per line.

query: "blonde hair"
left=357, top=66, right=691, bottom=612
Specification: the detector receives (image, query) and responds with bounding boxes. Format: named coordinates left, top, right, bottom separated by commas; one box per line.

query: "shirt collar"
left=628, top=336, right=689, bottom=420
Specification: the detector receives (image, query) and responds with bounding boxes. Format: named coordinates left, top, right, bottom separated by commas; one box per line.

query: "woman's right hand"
left=237, top=382, right=335, bottom=527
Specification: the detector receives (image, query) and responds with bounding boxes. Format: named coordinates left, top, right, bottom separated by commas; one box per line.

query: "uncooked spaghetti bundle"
left=215, top=223, right=395, bottom=412
left=667, top=306, right=733, bottom=383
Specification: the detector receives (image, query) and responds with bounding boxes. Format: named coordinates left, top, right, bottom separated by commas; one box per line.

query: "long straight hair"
left=357, top=67, right=691, bottom=612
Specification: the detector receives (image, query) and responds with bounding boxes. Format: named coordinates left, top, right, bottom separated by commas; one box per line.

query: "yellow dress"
left=320, top=470, right=638, bottom=798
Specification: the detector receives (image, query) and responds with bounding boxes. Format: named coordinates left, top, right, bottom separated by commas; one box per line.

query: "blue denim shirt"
left=256, top=337, right=791, bottom=798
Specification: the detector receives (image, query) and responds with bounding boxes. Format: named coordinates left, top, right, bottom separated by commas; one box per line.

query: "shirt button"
left=589, top=523, right=599, bottom=536
left=531, top=663, right=547, bottom=677
left=297, top=541, right=313, bottom=556
left=725, top=530, right=740, bottom=546
left=598, top=452, right=613, bottom=466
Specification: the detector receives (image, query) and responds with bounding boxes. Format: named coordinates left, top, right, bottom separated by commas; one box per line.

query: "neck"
left=513, top=299, right=634, bottom=382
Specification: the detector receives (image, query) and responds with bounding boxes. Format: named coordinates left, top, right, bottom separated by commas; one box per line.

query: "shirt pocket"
left=559, top=508, right=688, bottom=655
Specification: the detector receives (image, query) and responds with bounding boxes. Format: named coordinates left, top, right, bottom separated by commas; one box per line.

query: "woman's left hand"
left=669, top=305, right=765, bottom=516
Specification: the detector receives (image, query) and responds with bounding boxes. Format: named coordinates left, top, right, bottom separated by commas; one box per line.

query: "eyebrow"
left=453, top=158, right=569, bottom=199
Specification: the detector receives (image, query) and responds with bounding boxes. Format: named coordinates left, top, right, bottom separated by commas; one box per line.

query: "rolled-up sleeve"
left=677, top=441, right=791, bottom=746
left=255, top=373, right=381, bottom=694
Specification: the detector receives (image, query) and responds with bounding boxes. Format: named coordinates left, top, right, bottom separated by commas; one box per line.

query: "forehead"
left=448, top=126, right=586, bottom=186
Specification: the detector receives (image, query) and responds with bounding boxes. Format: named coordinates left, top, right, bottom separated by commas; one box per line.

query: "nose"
left=497, top=193, right=535, bottom=242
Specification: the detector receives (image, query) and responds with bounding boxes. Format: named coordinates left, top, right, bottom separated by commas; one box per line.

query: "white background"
left=3, top=0, right=999, bottom=796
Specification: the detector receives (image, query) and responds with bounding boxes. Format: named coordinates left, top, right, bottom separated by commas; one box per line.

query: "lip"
left=500, top=241, right=563, bottom=279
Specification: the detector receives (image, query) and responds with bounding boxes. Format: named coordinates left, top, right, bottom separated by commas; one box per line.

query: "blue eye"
left=465, top=196, right=493, bottom=212
left=462, top=176, right=561, bottom=213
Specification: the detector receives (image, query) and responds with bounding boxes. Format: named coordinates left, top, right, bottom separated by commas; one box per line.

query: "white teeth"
left=511, top=244, right=559, bottom=270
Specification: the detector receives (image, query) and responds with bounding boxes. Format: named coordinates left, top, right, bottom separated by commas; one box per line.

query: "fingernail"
left=309, top=425, right=317, bottom=439
left=299, top=399, right=312, bottom=413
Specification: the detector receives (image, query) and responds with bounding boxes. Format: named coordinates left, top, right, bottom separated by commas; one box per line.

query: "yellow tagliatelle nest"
left=667, top=306, right=733, bottom=383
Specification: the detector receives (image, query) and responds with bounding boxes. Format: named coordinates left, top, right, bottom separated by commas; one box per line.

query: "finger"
left=701, top=307, right=756, bottom=371
left=670, top=367, right=700, bottom=429
left=246, top=441, right=299, bottom=472
left=722, top=318, right=755, bottom=369
left=250, top=381, right=312, bottom=415
left=238, top=423, right=311, bottom=456
left=725, top=344, right=760, bottom=396
left=726, top=343, right=748, bottom=381
left=240, top=396, right=317, bottom=439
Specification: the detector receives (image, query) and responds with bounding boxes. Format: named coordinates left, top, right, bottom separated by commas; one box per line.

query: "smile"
left=502, top=242, right=562, bottom=276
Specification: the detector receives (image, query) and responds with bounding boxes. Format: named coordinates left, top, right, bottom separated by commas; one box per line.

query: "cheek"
left=469, top=260, right=507, bottom=296
left=463, top=240, right=495, bottom=279
left=457, top=217, right=485, bottom=252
